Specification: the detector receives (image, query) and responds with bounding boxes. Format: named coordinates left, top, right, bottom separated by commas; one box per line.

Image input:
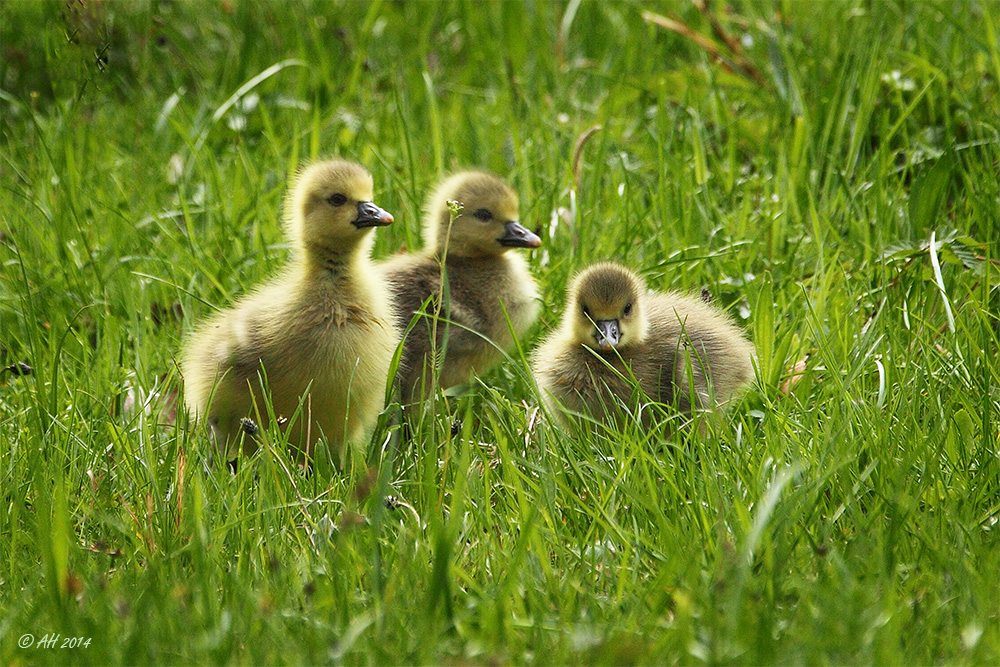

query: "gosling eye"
left=327, top=193, right=348, bottom=207
left=473, top=208, right=493, bottom=222
left=623, top=302, right=633, bottom=316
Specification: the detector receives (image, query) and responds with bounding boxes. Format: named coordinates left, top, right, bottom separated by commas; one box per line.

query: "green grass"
left=2, top=0, right=999, bottom=664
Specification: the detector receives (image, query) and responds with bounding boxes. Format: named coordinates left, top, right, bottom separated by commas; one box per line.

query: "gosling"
left=533, top=262, right=755, bottom=425
left=182, top=159, right=397, bottom=463
left=378, top=171, right=541, bottom=401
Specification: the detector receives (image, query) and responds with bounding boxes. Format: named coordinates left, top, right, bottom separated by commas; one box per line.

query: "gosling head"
left=285, top=159, right=393, bottom=255
left=424, top=171, right=541, bottom=258
left=565, top=263, right=648, bottom=352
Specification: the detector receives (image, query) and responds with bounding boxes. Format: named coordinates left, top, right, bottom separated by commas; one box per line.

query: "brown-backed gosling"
left=377, top=171, right=541, bottom=401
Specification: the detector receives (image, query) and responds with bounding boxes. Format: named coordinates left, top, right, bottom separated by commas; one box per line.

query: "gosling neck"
left=300, top=238, right=372, bottom=279
left=432, top=246, right=507, bottom=263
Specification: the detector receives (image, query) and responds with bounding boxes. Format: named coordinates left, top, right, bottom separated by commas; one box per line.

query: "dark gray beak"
left=353, top=201, right=394, bottom=228
left=497, top=221, right=542, bottom=248
left=594, top=319, right=621, bottom=350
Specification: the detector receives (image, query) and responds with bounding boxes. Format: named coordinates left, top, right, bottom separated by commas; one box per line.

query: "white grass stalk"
left=928, top=230, right=956, bottom=333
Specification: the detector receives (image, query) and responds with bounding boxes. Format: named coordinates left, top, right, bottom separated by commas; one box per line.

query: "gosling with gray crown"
left=533, top=262, right=755, bottom=424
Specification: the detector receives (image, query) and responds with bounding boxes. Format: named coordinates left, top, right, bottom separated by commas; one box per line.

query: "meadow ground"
left=1, top=1, right=999, bottom=664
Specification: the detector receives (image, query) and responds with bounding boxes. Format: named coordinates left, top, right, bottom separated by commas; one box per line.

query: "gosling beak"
left=594, top=319, right=621, bottom=350
left=353, top=201, right=394, bottom=229
left=497, top=221, right=542, bottom=248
